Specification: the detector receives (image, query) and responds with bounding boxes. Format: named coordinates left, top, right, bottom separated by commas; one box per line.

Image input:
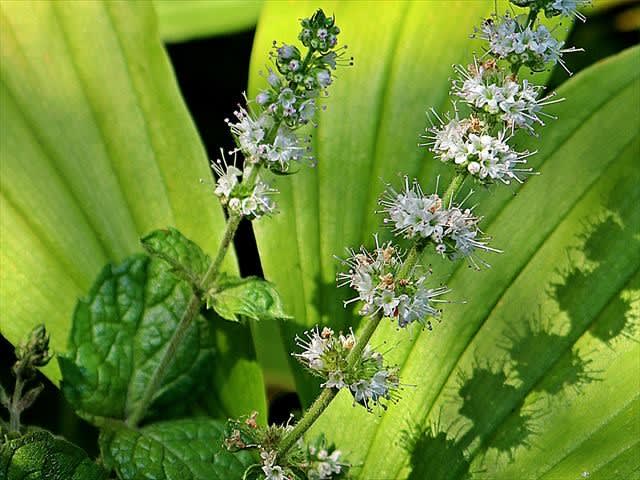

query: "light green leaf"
left=316, top=46, right=640, bottom=480
left=0, top=0, right=265, bottom=418
left=248, top=0, right=563, bottom=405
left=208, top=275, right=291, bottom=322
left=58, top=255, right=215, bottom=425
left=142, top=227, right=210, bottom=287
left=250, top=1, right=639, bottom=478
left=99, top=418, right=257, bottom=480
left=0, top=430, right=107, bottom=480
left=155, top=0, right=263, bottom=43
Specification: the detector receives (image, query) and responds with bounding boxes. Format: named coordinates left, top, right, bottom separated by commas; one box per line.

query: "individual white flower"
left=546, top=0, right=589, bottom=22
left=294, top=327, right=328, bottom=371
left=305, top=436, right=348, bottom=480
left=212, top=164, right=241, bottom=201
left=349, top=351, right=400, bottom=410
left=264, top=125, right=310, bottom=171
left=225, top=106, right=273, bottom=163
left=261, top=450, right=289, bottom=480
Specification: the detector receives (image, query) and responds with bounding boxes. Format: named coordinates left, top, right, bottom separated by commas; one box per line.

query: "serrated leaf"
left=0, top=430, right=107, bottom=480
left=208, top=275, right=291, bottom=322
left=100, top=418, right=257, bottom=480
left=58, top=254, right=215, bottom=425
left=155, top=0, right=263, bottom=43
left=0, top=0, right=266, bottom=420
left=142, top=227, right=210, bottom=288
left=250, top=1, right=639, bottom=478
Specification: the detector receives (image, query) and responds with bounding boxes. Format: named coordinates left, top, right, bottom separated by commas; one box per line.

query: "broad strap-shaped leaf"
left=142, top=227, right=210, bottom=287
left=307, top=46, right=640, bottom=479
left=0, top=0, right=265, bottom=419
left=99, top=418, right=257, bottom=480
left=0, top=430, right=107, bottom=480
left=0, top=0, right=234, bottom=380
left=155, top=0, right=264, bottom=43
left=248, top=0, right=564, bottom=405
left=58, top=254, right=215, bottom=425
left=250, top=0, right=638, bottom=477
left=208, top=275, right=291, bottom=322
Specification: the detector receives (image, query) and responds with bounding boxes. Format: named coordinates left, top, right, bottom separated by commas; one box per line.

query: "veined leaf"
left=100, top=418, right=257, bottom=480
left=142, top=227, right=210, bottom=287
left=155, top=0, right=263, bottom=43
left=0, top=430, right=107, bottom=480
left=250, top=1, right=639, bottom=478
left=208, top=275, right=291, bottom=322
left=58, top=254, right=216, bottom=424
left=0, top=0, right=265, bottom=419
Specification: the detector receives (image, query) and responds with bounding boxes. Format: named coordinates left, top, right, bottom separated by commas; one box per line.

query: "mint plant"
left=2, top=1, right=639, bottom=479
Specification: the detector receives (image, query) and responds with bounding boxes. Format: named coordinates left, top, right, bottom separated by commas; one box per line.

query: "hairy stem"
left=276, top=197, right=434, bottom=456
left=277, top=388, right=336, bottom=458
left=127, top=167, right=258, bottom=427
left=9, top=372, right=24, bottom=432
left=442, top=173, right=466, bottom=204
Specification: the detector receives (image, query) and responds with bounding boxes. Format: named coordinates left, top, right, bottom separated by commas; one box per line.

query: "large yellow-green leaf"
left=249, top=0, right=564, bottom=404
left=155, top=0, right=263, bottom=43
left=250, top=0, right=639, bottom=478
left=0, top=0, right=265, bottom=420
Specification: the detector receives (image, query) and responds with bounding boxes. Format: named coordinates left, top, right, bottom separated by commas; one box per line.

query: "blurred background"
left=1, top=0, right=638, bottom=455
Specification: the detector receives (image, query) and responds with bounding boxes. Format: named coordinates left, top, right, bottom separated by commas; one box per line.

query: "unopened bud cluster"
left=13, top=324, right=51, bottom=378
left=213, top=9, right=351, bottom=219
left=294, top=327, right=400, bottom=410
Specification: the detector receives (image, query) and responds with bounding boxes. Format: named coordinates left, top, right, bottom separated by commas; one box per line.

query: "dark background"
left=1, top=2, right=637, bottom=454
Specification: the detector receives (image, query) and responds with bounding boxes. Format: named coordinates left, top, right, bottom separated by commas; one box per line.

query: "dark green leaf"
left=208, top=275, right=291, bottom=322
left=58, top=254, right=215, bottom=425
left=0, top=430, right=107, bottom=480
left=100, top=418, right=257, bottom=480
left=141, top=227, right=210, bottom=288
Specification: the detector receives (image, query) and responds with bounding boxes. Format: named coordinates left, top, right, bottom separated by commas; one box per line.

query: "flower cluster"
left=212, top=153, right=276, bottom=219
left=426, top=115, right=535, bottom=185
left=426, top=1, right=584, bottom=186
left=380, top=177, right=500, bottom=268
left=213, top=9, right=350, bottom=219
left=452, top=60, right=560, bottom=133
left=337, top=238, right=450, bottom=327
left=224, top=412, right=348, bottom=480
left=302, top=435, right=348, bottom=480
left=294, top=327, right=400, bottom=409
left=478, top=14, right=581, bottom=74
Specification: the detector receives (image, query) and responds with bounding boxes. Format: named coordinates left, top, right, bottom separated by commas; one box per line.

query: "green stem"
left=442, top=173, right=466, bottom=205
left=277, top=388, right=336, bottom=458
left=9, top=372, right=24, bottom=432
left=127, top=208, right=246, bottom=427
left=277, top=239, right=424, bottom=457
